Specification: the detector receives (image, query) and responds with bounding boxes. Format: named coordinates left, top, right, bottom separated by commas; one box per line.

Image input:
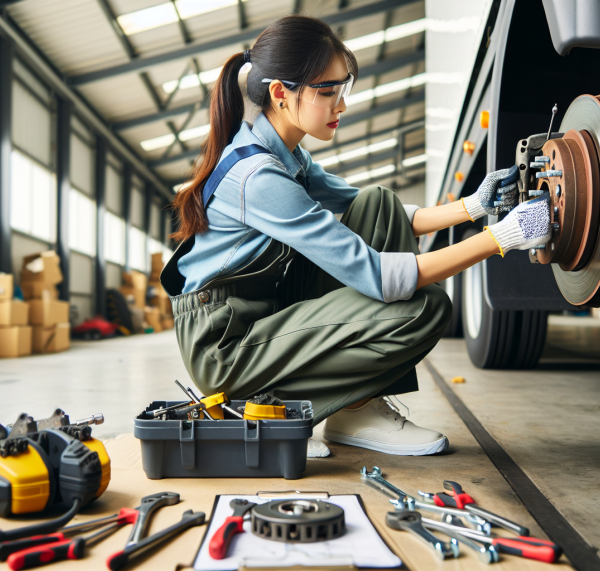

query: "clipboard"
left=192, top=492, right=403, bottom=570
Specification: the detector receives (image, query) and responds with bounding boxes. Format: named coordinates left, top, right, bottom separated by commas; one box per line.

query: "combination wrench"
left=125, top=492, right=181, bottom=547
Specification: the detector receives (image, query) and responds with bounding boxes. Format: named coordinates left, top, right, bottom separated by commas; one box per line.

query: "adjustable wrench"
left=385, top=510, right=459, bottom=560
left=125, top=492, right=180, bottom=547
left=360, top=467, right=489, bottom=532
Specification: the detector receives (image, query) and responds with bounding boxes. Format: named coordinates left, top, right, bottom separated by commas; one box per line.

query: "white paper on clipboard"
left=193, top=495, right=402, bottom=570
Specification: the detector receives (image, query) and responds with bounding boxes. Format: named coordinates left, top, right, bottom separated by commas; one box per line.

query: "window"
left=130, top=186, right=144, bottom=229
left=10, top=150, right=56, bottom=243
left=148, top=237, right=163, bottom=256
left=104, top=211, right=125, bottom=265
left=128, top=226, right=147, bottom=272
left=69, top=189, right=96, bottom=256
left=105, top=164, right=123, bottom=216
left=150, top=202, right=161, bottom=240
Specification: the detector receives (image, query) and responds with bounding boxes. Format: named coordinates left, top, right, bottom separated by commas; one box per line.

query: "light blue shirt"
left=178, top=111, right=419, bottom=302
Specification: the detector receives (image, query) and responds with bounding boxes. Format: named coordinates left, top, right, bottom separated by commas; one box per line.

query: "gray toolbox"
left=134, top=399, right=313, bottom=480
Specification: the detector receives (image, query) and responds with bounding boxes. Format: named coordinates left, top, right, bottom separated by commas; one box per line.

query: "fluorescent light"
left=403, top=154, right=427, bottom=167
left=162, top=67, right=223, bottom=95
left=426, top=107, right=456, bottom=119
left=140, top=124, right=211, bottom=151
left=118, top=0, right=249, bottom=35
left=344, top=18, right=427, bottom=51
left=117, top=4, right=178, bottom=35
left=317, top=138, right=397, bottom=167
left=346, top=164, right=396, bottom=184
left=179, top=124, right=211, bottom=141
left=141, top=133, right=176, bottom=152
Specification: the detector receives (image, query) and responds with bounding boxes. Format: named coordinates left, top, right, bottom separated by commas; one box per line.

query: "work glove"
left=462, top=165, right=519, bottom=220
left=485, top=192, right=551, bottom=256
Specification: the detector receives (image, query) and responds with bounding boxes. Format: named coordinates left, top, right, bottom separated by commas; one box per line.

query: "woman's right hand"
left=485, top=192, right=551, bottom=256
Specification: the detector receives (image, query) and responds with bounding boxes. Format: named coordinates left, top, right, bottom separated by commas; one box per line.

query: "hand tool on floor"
left=360, top=467, right=489, bottom=533
left=419, top=518, right=499, bottom=564
left=423, top=480, right=530, bottom=536
left=209, top=499, right=257, bottom=559
left=5, top=510, right=139, bottom=570
left=107, top=510, right=206, bottom=571
left=0, top=509, right=139, bottom=561
left=125, top=492, right=180, bottom=547
left=420, top=517, right=562, bottom=563
left=385, top=510, right=459, bottom=560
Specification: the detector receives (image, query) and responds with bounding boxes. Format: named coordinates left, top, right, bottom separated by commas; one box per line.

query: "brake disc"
left=535, top=94, right=600, bottom=306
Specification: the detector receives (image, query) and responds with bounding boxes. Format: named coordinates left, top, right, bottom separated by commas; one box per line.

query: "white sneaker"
left=307, top=438, right=331, bottom=458
left=323, top=396, right=449, bottom=456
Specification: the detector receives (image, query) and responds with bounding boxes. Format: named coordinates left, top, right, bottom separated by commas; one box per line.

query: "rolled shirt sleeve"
left=243, top=157, right=418, bottom=302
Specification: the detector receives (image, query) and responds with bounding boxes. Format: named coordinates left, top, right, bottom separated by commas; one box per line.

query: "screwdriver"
left=6, top=511, right=138, bottom=570
left=423, top=518, right=562, bottom=563
left=0, top=509, right=138, bottom=561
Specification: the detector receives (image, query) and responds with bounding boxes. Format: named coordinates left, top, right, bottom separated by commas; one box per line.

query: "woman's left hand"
left=462, top=165, right=519, bottom=220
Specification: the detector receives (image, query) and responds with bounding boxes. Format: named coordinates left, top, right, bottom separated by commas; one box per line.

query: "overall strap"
left=202, top=144, right=271, bottom=206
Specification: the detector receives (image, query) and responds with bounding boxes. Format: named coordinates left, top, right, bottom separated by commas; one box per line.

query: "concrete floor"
left=1, top=314, right=599, bottom=565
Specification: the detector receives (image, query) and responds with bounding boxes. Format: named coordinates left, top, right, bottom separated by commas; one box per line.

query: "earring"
left=279, top=102, right=284, bottom=108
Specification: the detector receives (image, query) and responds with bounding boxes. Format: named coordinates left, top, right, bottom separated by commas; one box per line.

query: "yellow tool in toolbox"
left=243, top=395, right=288, bottom=420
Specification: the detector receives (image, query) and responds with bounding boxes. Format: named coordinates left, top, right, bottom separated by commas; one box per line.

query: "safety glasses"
left=261, top=73, right=354, bottom=109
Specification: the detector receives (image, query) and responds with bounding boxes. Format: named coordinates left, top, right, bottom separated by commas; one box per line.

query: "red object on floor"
left=72, top=316, right=119, bottom=340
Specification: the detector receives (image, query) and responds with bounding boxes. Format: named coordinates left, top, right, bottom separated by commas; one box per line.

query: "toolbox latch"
left=179, top=420, right=196, bottom=469
left=244, top=420, right=260, bottom=468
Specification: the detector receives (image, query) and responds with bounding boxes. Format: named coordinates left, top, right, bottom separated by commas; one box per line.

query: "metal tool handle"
left=465, top=505, right=530, bottom=537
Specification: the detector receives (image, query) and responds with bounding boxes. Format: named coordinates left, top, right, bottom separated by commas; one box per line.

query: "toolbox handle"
left=179, top=421, right=196, bottom=469
left=244, top=420, right=260, bottom=468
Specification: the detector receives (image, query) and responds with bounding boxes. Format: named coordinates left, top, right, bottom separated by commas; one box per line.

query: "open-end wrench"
left=421, top=518, right=499, bottom=564
left=360, top=467, right=488, bottom=532
left=386, top=510, right=459, bottom=560
left=125, top=492, right=180, bottom=547
left=107, top=510, right=206, bottom=571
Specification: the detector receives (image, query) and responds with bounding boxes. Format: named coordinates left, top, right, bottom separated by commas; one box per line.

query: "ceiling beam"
left=115, top=50, right=425, bottom=132
left=68, top=0, right=418, bottom=85
left=329, top=144, right=423, bottom=177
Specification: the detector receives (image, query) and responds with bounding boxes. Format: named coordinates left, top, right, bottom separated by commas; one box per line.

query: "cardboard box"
left=28, top=299, right=70, bottom=327
left=32, top=323, right=70, bottom=354
left=21, top=281, right=59, bottom=301
left=161, top=316, right=174, bottom=330
left=0, top=326, right=32, bottom=358
left=0, top=299, right=29, bottom=327
left=120, top=286, right=146, bottom=310
left=0, top=273, right=13, bottom=301
left=21, top=251, right=63, bottom=286
left=144, top=307, right=162, bottom=332
left=149, top=295, right=173, bottom=316
left=122, top=271, right=147, bottom=309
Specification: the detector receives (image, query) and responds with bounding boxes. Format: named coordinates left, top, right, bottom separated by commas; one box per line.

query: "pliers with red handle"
left=432, top=480, right=530, bottom=537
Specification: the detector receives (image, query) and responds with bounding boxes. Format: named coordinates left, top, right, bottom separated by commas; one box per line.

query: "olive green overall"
left=160, top=185, right=451, bottom=425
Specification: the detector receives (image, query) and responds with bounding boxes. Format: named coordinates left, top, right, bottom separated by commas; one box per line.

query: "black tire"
left=442, top=272, right=463, bottom=338
left=106, top=288, right=134, bottom=334
left=461, top=231, right=548, bottom=369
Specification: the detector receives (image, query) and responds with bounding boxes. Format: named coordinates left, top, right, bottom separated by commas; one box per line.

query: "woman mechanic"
left=160, top=15, right=551, bottom=458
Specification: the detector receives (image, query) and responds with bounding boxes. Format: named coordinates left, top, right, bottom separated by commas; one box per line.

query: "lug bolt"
left=529, top=190, right=544, bottom=197
left=551, top=243, right=555, bottom=251
left=530, top=249, right=537, bottom=256
left=536, top=170, right=562, bottom=178
left=530, top=162, right=545, bottom=168
left=551, top=222, right=560, bottom=231
left=534, top=156, right=550, bottom=163
left=554, top=206, right=559, bottom=215
left=555, top=185, right=561, bottom=198
left=534, top=244, right=546, bottom=250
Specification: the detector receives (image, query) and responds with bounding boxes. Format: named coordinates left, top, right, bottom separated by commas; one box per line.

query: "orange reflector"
left=447, top=192, right=456, bottom=202
left=480, top=110, right=489, bottom=129
left=455, top=172, right=465, bottom=182
left=463, top=140, right=475, bottom=155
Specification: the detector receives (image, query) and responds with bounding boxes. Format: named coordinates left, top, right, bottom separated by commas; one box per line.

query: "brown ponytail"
left=169, top=15, right=358, bottom=242
left=169, top=52, right=246, bottom=241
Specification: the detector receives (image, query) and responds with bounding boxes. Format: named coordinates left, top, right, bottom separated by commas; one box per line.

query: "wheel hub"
left=527, top=94, right=600, bottom=306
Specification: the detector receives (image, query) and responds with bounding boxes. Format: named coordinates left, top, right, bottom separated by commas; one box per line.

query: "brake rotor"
left=535, top=94, right=600, bottom=306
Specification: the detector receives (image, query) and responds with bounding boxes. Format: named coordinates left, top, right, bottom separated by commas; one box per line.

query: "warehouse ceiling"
left=1, top=0, right=426, bottom=194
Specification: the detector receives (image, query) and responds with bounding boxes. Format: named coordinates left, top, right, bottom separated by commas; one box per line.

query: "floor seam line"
left=424, top=358, right=600, bottom=571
